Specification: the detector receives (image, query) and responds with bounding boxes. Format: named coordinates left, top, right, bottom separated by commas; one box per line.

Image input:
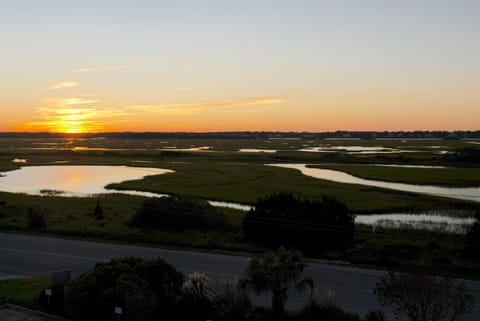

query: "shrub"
left=178, top=273, right=216, bottom=321
left=212, top=279, right=254, bottom=321
left=64, top=257, right=183, bottom=321
left=130, top=196, right=229, bottom=231
left=374, top=271, right=475, bottom=321
left=243, top=192, right=354, bottom=253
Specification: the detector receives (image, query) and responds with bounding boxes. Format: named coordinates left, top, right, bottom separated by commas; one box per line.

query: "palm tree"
left=243, top=247, right=313, bottom=317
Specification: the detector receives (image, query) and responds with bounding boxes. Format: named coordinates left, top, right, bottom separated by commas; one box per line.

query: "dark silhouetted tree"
left=243, top=192, right=354, bottom=253
left=243, top=247, right=312, bottom=318
left=374, top=271, right=475, bottom=321
left=64, top=257, right=184, bottom=321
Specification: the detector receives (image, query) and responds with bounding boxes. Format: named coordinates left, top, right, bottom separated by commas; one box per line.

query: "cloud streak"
left=73, top=64, right=130, bottom=73
left=45, top=97, right=101, bottom=107
left=48, top=81, right=80, bottom=90
left=127, top=95, right=287, bottom=115
left=20, top=95, right=132, bottom=133
left=24, top=106, right=132, bottom=133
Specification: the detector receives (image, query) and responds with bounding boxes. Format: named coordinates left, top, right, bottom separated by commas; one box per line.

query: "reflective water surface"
left=269, top=164, right=480, bottom=203
left=0, top=165, right=172, bottom=197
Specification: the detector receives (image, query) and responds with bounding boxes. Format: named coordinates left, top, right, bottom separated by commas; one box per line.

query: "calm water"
left=269, top=164, right=480, bottom=203
left=0, top=165, right=172, bottom=197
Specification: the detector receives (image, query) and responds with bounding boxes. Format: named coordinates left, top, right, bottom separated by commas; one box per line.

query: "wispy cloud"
left=127, top=95, right=287, bottom=115
left=175, top=84, right=220, bottom=91
left=48, top=81, right=80, bottom=90
left=73, top=64, right=130, bottom=73
left=45, top=97, right=101, bottom=107
left=19, top=95, right=131, bottom=133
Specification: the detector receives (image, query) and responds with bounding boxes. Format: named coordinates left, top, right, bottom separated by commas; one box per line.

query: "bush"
left=374, top=271, right=475, bottom=321
left=243, top=193, right=354, bottom=253
left=64, top=257, right=183, bottom=321
left=212, top=279, right=254, bottom=321
left=130, top=196, right=229, bottom=231
left=178, top=273, right=216, bottom=321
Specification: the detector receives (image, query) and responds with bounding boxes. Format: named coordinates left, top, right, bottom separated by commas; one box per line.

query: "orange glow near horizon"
left=4, top=89, right=480, bottom=133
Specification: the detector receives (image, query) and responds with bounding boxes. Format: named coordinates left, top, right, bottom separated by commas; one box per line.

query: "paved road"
left=0, top=232, right=479, bottom=321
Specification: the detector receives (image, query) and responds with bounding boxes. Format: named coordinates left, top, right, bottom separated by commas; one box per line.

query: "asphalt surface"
left=0, top=232, right=479, bottom=321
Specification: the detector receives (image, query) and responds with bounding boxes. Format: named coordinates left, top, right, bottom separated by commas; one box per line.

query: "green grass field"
left=0, top=277, right=50, bottom=306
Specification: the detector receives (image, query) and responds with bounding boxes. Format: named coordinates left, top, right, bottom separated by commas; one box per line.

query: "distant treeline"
left=1, top=130, right=480, bottom=139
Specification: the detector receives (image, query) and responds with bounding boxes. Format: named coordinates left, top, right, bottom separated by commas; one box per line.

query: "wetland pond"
left=0, top=165, right=172, bottom=197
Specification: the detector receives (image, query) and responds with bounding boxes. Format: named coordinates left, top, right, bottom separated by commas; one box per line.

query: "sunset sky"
left=1, top=0, right=479, bottom=133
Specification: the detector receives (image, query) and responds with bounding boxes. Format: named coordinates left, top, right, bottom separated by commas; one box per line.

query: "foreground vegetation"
left=0, top=252, right=388, bottom=321
left=1, top=249, right=474, bottom=321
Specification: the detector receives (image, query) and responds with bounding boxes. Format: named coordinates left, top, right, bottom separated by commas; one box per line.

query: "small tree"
left=374, top=271, right=475, bottom=321
left=243, top=247, right=312, bottom=317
